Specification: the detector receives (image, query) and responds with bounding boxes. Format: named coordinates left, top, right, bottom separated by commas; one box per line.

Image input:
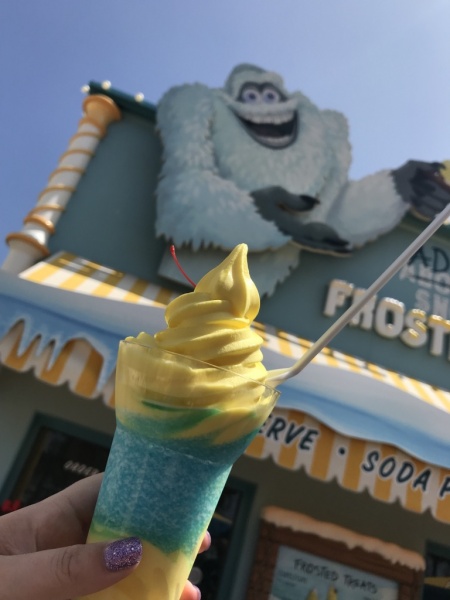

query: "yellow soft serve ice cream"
left=121, top=243, right=267, bottom=408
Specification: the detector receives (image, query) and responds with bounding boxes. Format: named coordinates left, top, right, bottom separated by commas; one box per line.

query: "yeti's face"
left=229, top=80, right=298, bottom=150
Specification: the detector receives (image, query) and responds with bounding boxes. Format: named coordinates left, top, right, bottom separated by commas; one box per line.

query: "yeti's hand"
left=392, top=160, right=450, bottom=221
left=251, top=186, right=319, bottom=223
left=252, top=185, right=351, bottom=256
left=289, top=222, right=352, bottom=256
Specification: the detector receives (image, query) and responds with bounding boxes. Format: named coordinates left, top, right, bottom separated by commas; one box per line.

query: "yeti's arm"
left=327, top=160, right=450, bottom=247
left=156, top=83, right=289, bottom=251
left=326, top=171, right=408, bottom=247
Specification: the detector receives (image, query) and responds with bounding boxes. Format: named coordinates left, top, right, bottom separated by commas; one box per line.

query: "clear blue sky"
left=1, top=1, right=449, bottom=265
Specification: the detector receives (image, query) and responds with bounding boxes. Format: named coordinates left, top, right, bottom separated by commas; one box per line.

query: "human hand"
left=0, top=474, right=209, bottom=600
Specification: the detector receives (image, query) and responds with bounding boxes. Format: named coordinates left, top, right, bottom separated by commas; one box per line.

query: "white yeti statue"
left=156, top=64, right=450, bottom=295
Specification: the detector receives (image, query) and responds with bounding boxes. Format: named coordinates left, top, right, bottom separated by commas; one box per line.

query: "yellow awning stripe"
left=432, top=387, right=450, bottom=412
left=309, top=420, right=335, bottom=481
left=278, top=410, right=305, bottom=470
left=373, top=445, right=394, bottom=502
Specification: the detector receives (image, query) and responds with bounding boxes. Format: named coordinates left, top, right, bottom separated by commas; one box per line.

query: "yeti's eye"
left=262, top=86, right=281, bottom=104
left=240, top=86, right=261, bottom=104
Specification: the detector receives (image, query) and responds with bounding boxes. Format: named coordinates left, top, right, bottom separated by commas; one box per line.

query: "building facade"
left=1, top=77, right=450, bottom=599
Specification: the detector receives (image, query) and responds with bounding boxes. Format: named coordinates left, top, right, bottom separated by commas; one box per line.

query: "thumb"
left=2, top=537, right=142, bottom=600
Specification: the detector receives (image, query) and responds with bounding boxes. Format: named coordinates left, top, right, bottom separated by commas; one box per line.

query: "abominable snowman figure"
left=156, top=64, right=450, bottom=296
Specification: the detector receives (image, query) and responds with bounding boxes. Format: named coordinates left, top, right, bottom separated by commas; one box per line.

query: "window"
left=424, top=542, right=450, bottom=599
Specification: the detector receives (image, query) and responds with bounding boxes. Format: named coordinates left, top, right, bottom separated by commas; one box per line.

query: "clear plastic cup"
left=82, top=340, right=279, bottom=600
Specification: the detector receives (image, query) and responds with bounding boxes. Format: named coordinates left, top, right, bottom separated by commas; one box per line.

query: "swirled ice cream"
left=83, top=244, right=278, bottom=600
left=123, top=243, right=267, bottom=402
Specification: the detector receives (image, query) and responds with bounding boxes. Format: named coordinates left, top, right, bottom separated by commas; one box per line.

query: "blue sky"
left=1, top=1, right=449, bottom=265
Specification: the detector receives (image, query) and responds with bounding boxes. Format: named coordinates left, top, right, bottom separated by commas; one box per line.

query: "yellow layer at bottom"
left=82, top=532, right=200, bottom=600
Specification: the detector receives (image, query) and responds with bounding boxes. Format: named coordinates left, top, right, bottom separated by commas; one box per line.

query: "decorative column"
left=2, top=94, right=121, bottom=273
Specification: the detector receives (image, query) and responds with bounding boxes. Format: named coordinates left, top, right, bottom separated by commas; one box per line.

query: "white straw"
left=266, top=203, right=450, bottom=386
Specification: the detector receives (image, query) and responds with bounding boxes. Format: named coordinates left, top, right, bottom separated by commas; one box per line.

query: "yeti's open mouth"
left=237, top=112, right=298, bottom=149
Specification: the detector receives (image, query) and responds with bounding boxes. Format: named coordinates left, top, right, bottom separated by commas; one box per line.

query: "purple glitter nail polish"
left=104, top=537, right=142, bottom=572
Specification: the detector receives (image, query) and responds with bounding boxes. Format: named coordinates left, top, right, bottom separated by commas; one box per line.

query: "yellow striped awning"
left=247, top=406, right=450, bottom=524
left=18, top=250, right=178, bottom=307
left=252, top=322, right=450, bottom=415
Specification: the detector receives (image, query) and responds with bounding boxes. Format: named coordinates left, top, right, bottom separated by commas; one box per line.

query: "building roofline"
left=88, top=81, right=157, bottom=122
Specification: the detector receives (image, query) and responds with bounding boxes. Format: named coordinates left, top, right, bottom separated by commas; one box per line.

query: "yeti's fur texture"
left=156, top=64, right=407, bottom=295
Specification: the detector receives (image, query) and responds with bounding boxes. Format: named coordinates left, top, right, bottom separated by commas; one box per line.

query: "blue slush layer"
left=91, top=419, right=253, bottom=556
left=120, top=406, right=257, bottom=462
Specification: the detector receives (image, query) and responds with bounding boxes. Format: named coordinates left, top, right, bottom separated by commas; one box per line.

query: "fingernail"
left=204, top=531, right=211, bottom=548
left=104, top=537, right=142, bottom=572
left=195, top=586, right=201, bottom=600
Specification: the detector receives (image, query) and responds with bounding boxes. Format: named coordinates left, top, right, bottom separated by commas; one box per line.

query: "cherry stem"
left=170, top=245, right=197, bottom=288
